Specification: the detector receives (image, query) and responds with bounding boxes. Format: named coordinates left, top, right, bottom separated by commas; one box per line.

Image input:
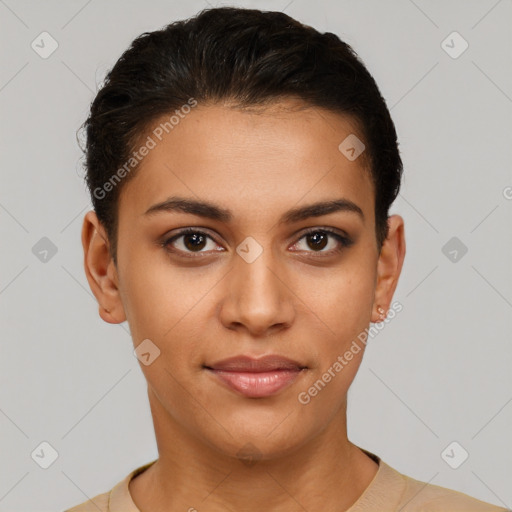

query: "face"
left=83, top=99, right=405, bottom=461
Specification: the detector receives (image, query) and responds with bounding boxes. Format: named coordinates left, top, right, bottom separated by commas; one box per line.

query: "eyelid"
left=294, top=225, right=351, bottom=241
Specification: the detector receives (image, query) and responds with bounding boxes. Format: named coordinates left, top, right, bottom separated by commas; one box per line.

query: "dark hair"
left=80, top=6, right=402, bottom=265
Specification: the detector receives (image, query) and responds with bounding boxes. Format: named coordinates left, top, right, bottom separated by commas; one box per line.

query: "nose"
left=218, top=247, right=296, bottom=338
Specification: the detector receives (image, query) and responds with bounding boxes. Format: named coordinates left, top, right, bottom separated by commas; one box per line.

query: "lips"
left=205, top=355, right=307, bottom=398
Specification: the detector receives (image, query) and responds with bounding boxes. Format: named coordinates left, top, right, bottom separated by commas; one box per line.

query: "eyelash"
left=161, top=227, right=353, bottom=258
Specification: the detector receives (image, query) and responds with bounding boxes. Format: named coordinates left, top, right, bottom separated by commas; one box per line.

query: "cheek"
left=118, top=248, right=196, bottom=334
left=294, top=261, right=375, bottom=400
left=118, top=253, right=216, bottom=372
left=298, top=264, right=375, bottom=345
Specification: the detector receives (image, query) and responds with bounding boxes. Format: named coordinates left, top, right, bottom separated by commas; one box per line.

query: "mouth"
left=204, top=355, right=307, bottom=398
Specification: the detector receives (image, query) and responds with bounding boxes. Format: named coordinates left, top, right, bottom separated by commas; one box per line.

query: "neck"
left=129, top=387, right=379, bottom=512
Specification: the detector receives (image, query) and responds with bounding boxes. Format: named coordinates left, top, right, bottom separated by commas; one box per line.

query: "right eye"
left=162, top=228, right=225, bottom=257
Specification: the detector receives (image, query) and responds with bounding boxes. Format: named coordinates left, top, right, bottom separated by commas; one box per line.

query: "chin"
left=199, top=416, right=315, bottom=463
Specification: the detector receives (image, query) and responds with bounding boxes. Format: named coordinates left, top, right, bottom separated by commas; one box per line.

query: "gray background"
left=1, top=0, right=511, bottom=510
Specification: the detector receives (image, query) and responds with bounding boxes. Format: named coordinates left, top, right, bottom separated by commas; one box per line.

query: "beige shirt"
left=64, top=450, right=509, bottom=511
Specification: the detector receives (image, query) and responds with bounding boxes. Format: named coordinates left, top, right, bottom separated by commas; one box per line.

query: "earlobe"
left=82, top=210, right=126, bottom=324
left=371, top=215, right=406, bottom=323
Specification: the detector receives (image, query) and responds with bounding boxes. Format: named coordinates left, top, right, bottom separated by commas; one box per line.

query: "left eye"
left=291, top=229, right=352, bottom=254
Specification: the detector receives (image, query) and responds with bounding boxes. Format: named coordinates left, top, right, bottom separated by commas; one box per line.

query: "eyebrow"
left=143, top=196, right=364, bottom=224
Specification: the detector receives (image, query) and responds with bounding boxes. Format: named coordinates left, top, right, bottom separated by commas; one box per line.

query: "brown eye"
left=305, top=232, right=329, bottom=251
left=163, top=228, right=223, bottom=256
left=291, top=228, right=353, bottom=255
left=162, top=227, right=353, bottom=259
left=182, top=232, right=207, bottom=251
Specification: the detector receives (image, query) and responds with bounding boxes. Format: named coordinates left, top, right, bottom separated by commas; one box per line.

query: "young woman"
left=66, top=6, right=508, bottom=512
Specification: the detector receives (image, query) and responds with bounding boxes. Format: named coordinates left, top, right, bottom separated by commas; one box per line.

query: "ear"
left=82, top=210, right=126, bottom=324
left=371, top=214, right=406, bottom=323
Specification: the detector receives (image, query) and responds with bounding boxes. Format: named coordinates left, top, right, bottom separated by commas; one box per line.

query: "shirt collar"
left=107, top=450, right=405, bottom=511
left=109, top=459, right=157, bottom=511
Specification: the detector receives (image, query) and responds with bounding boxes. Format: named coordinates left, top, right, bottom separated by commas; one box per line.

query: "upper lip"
left=205, top=355, right=306, bottom=372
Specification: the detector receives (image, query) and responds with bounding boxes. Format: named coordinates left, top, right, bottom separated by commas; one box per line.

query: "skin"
left=82, top=99, right=406, bottom=512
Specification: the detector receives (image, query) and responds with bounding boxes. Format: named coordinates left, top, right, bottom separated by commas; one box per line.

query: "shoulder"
left=63, top=491, right=109, bottom=512
left=62, top=459, right=157, bottom=512
left=395, top=468, right=508, bottom=511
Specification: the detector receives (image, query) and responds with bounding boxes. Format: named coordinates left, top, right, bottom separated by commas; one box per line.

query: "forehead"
left=119, top=100, right=375, bottom=225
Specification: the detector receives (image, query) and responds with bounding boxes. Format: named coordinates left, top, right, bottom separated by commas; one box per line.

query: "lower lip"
left=207, top=369, right=303, bottom=398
